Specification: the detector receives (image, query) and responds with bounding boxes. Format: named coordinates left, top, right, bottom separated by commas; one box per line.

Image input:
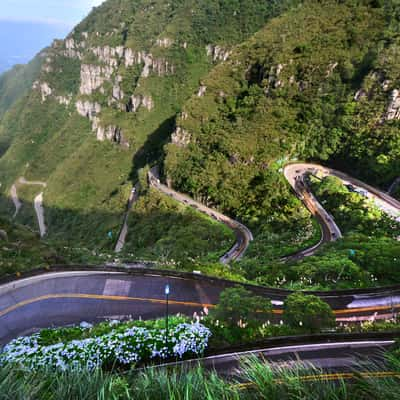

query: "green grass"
left=0, top=0, right=399, bottom=292
left=0, top=53, right=43, bottom=119
left=122, top=189, right=235, bottom=263
left=0, top=351, right=399, bottom=399
left=0, top=217, right=55, bottom=276
left=0, top=0, right=288, bottom=252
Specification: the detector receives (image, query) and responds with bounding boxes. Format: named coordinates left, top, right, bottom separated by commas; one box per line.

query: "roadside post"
left=165, top=284, right=170, bottom=350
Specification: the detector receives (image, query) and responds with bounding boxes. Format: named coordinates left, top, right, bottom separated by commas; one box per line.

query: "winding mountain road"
left=2, top=164, right=400, bottom=373
left=10, top=177, right=47, bottom=237
left=159, top=339, right=395, bottom=376
left=147, top=163, right=400, bottom=263
left=148, top=168, right=253, bottom=264
left=115, top=184, right=140, bottom=253
left=284, top=163, right=400, bottom=259
left=0, top=269, right=399, bottom=342
left=0, top=269, right=399, bottom=371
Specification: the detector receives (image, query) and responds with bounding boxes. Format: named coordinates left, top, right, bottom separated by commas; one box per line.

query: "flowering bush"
left=0, top=322, right=211, bottom=372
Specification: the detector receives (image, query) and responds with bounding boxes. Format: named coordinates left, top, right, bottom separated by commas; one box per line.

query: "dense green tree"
left=283, top=293, right=335, bottom=332
left=210, top=287, right=273, bottom=328
left=291, top=253, right=369, bottom=288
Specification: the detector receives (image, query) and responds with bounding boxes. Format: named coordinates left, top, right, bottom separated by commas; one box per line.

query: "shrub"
left=210, top=287, right=273, bottom=329
left=283, top=293, right=335, bottom=333
left=0, top=322, right=211, bottom=371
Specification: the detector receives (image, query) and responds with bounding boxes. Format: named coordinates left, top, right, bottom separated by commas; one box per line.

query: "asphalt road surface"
left=284, top=163, right=400, bottom=259
left=1, top=270, right=400, bottom=346
left=157, top=340, right=394, bottom=376
left=2, top=164, right=400, bottom=372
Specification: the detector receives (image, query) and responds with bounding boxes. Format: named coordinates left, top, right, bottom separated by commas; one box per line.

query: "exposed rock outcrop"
left=124, top=49, right=174, bottom=77
left=76, top=100, right=101, bottom=119
left=197, top=85, right=207, bottom=97
left=63, top=38, right=83, bottom=59
left=142, top=95, right=154, bottom=110
left=70, top=46, right=176, bottom=80
left=42, top=58, right=53, bottom=73
left=126, top=94, right=154, bottom=112
left=75, top=101, right=128, bottom=146
left=354, top=89, right=367, bottom=101
left=171, top=127, right=190, bottom=147
left=33, top=81, right=53, bottom=102
left=355, top=72, right=391, bottom=103
left=96, top=125, right=121, bottom=142
left=92, top=121, right=128, bottom=147
left=56, top=95, right=72, bottom=106
left=112, top=81, right=124, bottom=101
left=385, top=89, right=400, bottom=120
left=326, top=62, right=338, bottom=77
left=92, top=45, right=124, bottom=67
left=79, top=64, right=113, bottom=95
left=206, top=45, right=231, bottom=62
left=126, top=95, right=141, bottom=113
left=268, top=64, right=285, bottom=89
left=0, top=229, right=8, bottom=241
left=32, top=81, right=71, bottom=105
left=156, top=38, right=173, bottom=48
left=382, top=80, right=391, bottom=91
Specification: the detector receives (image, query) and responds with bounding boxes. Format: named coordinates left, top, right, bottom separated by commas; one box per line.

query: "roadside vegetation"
left=1, top=0, right=399, bottom=286
left=310, top=175, right=400, bottom=238
left=1, top=287, right=400, bottom=399
left=0, top=217, right=57, bottom=276
left=0, top=349, right=399, bottom=399
left=122, top=189, right=235, bottom=262
left=0, top=288, right=344, bottom=370
left=1, top=317, right=210, bottom=371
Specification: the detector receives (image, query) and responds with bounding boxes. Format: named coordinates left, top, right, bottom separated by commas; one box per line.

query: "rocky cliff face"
left=206, top=45, right=231, bottom=62
left=60, top=38, right=178, bottom=145
left=386, top=89, right=400, bottom=120
left=33, top=81, right=52, bottom=102
left=0, top=0, right=294, bottom=243
left=171, top=127, right=190, bottom=147
left=30, top=25, right=252, bottom=149
left=79, top=64, right=113, bottom=95
left=76, top=100, right=101, bottom=119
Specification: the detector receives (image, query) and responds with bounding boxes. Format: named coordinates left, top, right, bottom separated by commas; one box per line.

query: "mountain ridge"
left=0, top=0, right=399, bottom=269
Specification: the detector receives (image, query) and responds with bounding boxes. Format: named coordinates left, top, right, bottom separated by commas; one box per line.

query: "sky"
left=0, top=0, right=105, bottom=28
left=0, top=1, right=105, bottom=73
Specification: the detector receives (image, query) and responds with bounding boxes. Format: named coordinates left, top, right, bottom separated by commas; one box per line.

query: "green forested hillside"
left=0, top=0, right=399, bottom=274
left=0, top=0, right=293, bottom=251
left=0, top=52, right=45, bottom=119
left=0, top=53, right=44, bottom=120
left=0, top=52, right=45, bottom=157
left=165, top=0, right=397, bottom=223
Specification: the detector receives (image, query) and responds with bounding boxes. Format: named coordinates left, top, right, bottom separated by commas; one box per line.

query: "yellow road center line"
left=234, top=371, right=400, bottom=390
left=334, top=304, right=400, bottom=315
left=0, top=294, right=215, bottom=318
left=0, top=293, right=399, bottom=319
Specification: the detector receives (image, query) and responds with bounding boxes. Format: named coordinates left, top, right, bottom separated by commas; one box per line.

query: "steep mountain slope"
left=165, top=0, right=399, bottom=227
left=1, top=0, right=399, bottom=269
left=0, top=52, right=44, bottom=120
left=0, top=0, right=293, bottom=251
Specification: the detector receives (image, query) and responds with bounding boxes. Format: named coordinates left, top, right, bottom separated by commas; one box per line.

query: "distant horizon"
left=0, top=20, right=71, bottom=74
left=0, top=1, right=105, bottom=27
left=0, top=0, right=105, bottom=74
